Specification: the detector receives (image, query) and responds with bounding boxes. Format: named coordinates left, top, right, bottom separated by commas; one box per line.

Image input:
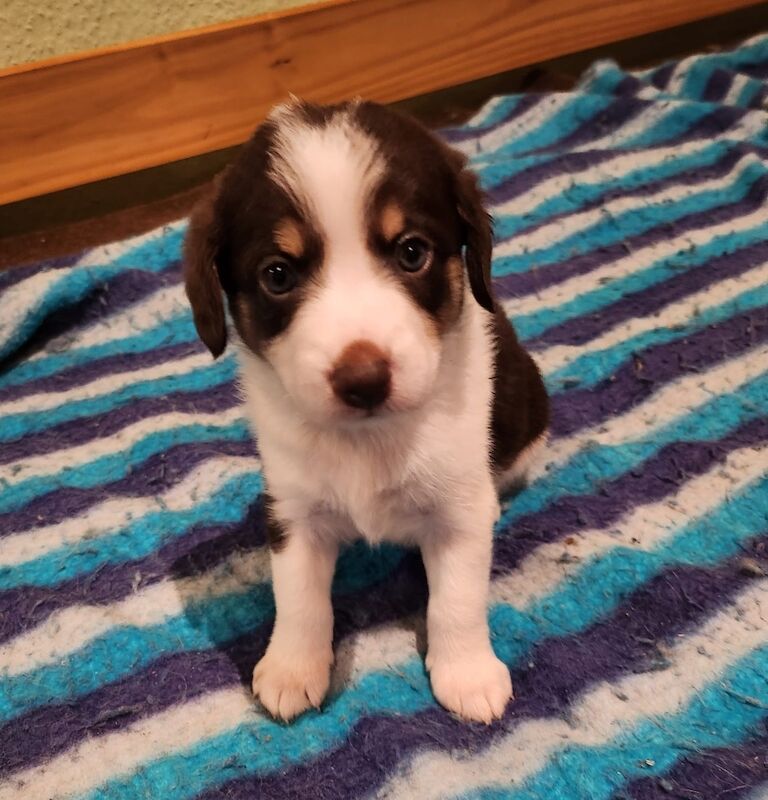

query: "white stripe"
left=74, top=219, right=186, bottom=270
left=570, top=101, right=665, bottom=153
left=0, top=405, right=245, bottom=486
left=464, top=96, right=506, bottom=127
left=4, top=582, right=765, bottom=800
left=724, top=73, right=751, bottom=106
left=526, top=264, right=768, bottom=376
left=378, top=583, right=768, bottom=800
left=0, top=686, right=257, bottom=800
left=27, top=283, right=189, bottom=364
left=0, top=547, right=270, bottom=677
left=0, top=271, right=63, bottom=348
left=0, top=455, right=260, bottom=568
left=493, top=441, right=768, bottom=610
left=490, top=138, right=717, bottom=218
left=455, top=94, right=573, bottom=156
left=495, top=152, right=762, bottom=258
left=543, top=343, right=768, bottom=469
left=0, top=351, right=213, bottom=417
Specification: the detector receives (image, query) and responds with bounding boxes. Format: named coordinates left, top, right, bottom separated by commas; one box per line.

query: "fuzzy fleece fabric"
left=1, top=32, right=768, bottom=800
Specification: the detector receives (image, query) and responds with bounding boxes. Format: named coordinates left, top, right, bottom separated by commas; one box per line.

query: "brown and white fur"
left=183, top=100, right=549, bottom=724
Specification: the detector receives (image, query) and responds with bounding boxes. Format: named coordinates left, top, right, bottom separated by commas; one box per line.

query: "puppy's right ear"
left=183, top=177, right=227, bottom=358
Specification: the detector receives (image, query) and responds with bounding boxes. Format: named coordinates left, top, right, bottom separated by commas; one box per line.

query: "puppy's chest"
left=302, top=444, right=440, bottom=545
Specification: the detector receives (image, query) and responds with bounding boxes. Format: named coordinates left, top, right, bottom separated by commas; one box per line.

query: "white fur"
left=240, top=108, right=531, bottom=722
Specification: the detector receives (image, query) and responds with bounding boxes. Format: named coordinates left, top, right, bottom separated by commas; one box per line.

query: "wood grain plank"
left=0, top=0, right=760, bottom=204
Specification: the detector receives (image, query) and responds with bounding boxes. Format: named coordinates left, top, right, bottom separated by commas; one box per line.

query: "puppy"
left=183, top=100, right=548, bottom=724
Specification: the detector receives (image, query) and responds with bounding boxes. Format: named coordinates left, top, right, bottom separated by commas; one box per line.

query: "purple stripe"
left=0, top=438, right=255, bottom=536
left=485, top=149, right=617, bottom=207
left=0, top=253, right=82, bottom=294
left=492, top=140, right=768, bottom=248
left=492, top=414, right=768, bottom=573
left=530, top=236, right=768, bottom=348
left=677, top=103, right=749, bottom=142
left=702, top=68, right=733, bottom=103
left=0, top=549, right=426, bottom=778
left=192, top=538, right=768, bottom=800
left=0, top=339, right=205, bottom=404
left=531, top=96, right=647, bottom=154
left=650, top=62, right=676, bottom=91
left=439, top=94, right=544, bottom=145
left=1, top=420, right=765, bottom=779
left=0, top=380, right=239, bottom=465
left=0, top=265, right=180, bottom=373
left=0, top=500, right=266, bottom=646
left=495, top=170, right=768, bottom=299
left=550, top=304, right=768, bottom=437
left=624, top=721, right=768, bottom=800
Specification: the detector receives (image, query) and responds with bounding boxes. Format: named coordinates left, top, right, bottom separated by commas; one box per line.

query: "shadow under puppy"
left=184, top=100, right=548, bottom=723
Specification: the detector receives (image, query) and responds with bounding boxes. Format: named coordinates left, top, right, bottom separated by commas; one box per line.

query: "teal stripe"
left=498, top=370, right=768, bottom=533
left=0, top=228, right=184, bottom=364
left=494, top=156, right=765, bottom=270
left=492, top=139, right=738, bottom=244
left=0, top=312, right=196, bottom=390
left=544, top=282, right=768, bottom=392
left=467, top=645, right=768, bottom=800
left=483, top=90, right=620, bottom=158
left=736, top=79, right=763, bottom=108
left=0, top=419, right=251, bottom=515
left=465, top=96, right=525, bottom=131
left=0, top=357, right=237, bottom=441
left=678, top=59, right=714, bottom=101
left=0, top=541, right=406, bottom=722
left=0, top=471, right=263, bottom=591
left=622, top=99, right=765, bottom=150
left=71, top=474, right=768, bottom=800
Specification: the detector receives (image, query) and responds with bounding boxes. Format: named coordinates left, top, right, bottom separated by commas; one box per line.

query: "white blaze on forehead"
left=267, top=107, right=383, bottom=253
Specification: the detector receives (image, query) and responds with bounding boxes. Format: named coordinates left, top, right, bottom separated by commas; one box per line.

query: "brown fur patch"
left=263, top=492, right=288, bottom=552
left=274, top=218, right=305, bottom=258
left=380, top=203, right=405, bottom=241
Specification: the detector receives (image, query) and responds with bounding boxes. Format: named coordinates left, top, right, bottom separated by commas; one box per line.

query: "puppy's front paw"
left=252, top=644, right=333, bottom=721
left=427, top=649, right=513, bottom=724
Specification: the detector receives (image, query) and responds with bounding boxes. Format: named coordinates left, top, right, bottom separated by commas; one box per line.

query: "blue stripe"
left=71, top=475, right=768, bottom=800
left=481, top=90, right=620, bottom=158
left=0, top=419, right=251, bottom=515
left=0, top=313, right=196, bottom=390
left=0, top=471, right=263, bottom=591
left=498, top=370, right=768, bottom=533
left=494, top=157, right=765, bottom=269
left=544, top=283, right=768, bottom=392
left=0, top=357, right=237, bottom=441
left=0, top=541, right=407, bottom=722
left=0, top=228, right=184, bottom=364
left=491, top=139, right=742, bottom=243
left=468, top=645, right=768, bottom=800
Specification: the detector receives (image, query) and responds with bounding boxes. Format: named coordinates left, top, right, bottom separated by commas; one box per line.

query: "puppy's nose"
left=329, top=341, right=391, bottom=410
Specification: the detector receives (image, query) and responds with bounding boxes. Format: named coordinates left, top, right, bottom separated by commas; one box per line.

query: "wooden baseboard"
left=0, top=0, right=761, bottom=205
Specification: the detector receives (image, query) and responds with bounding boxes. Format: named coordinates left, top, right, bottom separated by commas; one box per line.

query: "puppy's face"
left=185, top=101, right=493, bottom=425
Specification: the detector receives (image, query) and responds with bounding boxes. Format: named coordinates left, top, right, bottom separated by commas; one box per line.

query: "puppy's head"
left=184, top=100, right=494, bottom=425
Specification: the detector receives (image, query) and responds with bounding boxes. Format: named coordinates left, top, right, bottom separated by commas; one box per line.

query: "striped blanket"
left=2, top=33, right=768, bottom=800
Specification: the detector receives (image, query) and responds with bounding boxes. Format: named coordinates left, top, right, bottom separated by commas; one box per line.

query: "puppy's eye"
left=395, top=235, right=433, bottom=273
left=259, top=257, right=297, bottom=295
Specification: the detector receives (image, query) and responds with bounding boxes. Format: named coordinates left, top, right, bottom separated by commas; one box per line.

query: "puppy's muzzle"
left=329, top=340, right=391, bottom=411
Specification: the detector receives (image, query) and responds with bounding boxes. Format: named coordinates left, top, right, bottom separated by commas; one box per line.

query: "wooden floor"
left=1, top=2, right=766, bottom=271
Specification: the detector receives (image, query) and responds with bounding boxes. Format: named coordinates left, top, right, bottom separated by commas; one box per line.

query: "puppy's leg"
left=253, top=529, right=337, bottom=721
left=422, top=482, right=512, bottom=724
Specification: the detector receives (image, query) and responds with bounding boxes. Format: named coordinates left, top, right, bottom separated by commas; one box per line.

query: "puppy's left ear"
left=455, top=165, right=495, bottom=312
